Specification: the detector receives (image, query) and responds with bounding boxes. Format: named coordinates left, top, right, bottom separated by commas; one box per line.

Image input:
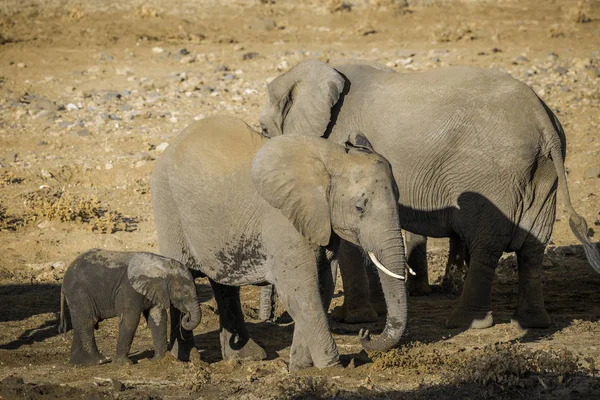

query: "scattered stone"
left=554, top=66, right=568, bottom=75
left=242, top=52, right=260, bottom=61
left=152, top=47, right=164, bottom=54
left=40, top=169, right=53, bottom=179
left=98, top=53, right=114, bottom=62
left=77, top=129, right=91, bottom=137
left=112, top=380, right=125, bottom=392
left=134, top=160, right=147, bottom=168
left=135, top=152, right=153, bottom=161
left=583, top=166, right=600, bottom=179
left=116, top=67, right=133, bottom=76
left=179, top=48, right=190, bottom=55
left=16, top=62, right=26, bottom=68
left=513, top=56, right=529, bottom=64
left=105, top=162, right=113, bottom=170
left=249, top=17, right=276, bottom=32
left=102, top=92, right=122, bottom=103
left=156, top=142, right=169, bottom=152
left=66, top=103, right=79, bottom=111
left=108, top=114, right=121, bottom=121
left=180, top=55, right=196, bottom=64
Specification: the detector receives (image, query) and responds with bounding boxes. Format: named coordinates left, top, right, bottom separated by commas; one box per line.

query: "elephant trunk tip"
left=358, top=316, right=406, bottom=352
left=180, top=301, right=202, bottom=331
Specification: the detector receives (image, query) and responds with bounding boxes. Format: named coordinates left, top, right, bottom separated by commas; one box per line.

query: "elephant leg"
left=405, top=232, right=431, bottom=296
left=114, top=308, right=141, bottom=365
left=69, top=311, right=104, bottom=365
left=145, top=307, right=168, bottom=360
left=331, top=240, right=378, bottom=324
left=441, top=237, right=470, bottom=295
left=512, top=238, right=551, bottom=328
left=446, top=248, right=501, bottom=329
left=274, top=261, right=340, bottom=371
left=169, top=304, right=197, bottom=361
left=318, top=253, right=337, bottom=313
left=258, top=285, right=277, bottom=322
left=210, top=279, right=266, bottom=362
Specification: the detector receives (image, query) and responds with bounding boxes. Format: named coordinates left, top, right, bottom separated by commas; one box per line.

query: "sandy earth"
left=1, top=0, right=600, bottom=398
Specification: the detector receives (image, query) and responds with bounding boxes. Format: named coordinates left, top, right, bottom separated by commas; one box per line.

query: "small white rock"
left=152, top=47, right=164, bottom=54
left=66, top=103, right=79, bottom=111
left=156, top=142, right=169, bottom=152
left=105, top=162, right=114, bottom=170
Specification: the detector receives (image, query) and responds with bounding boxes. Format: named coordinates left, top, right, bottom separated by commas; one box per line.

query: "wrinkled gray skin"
left=151, top=115, right=408, bottom=371
left=59, top=249, right=201, bottom=365
left=260, top=59, right=600, bottom=329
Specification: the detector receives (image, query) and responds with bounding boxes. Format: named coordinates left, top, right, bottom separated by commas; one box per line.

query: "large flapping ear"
left=127, top=254, right=170, bottom=310
left=252, top=135, right=341, bottom=246
left=345, top=131, right=375, bottom=153
left=261, top=59, right=345, bottom=137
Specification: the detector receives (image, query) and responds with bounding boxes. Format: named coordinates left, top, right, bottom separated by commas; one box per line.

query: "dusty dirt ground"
left=1, top=0, right=600, bottom=398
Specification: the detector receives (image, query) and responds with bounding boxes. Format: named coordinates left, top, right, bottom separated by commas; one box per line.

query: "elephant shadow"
left=0, top=283, right=62, bottom=350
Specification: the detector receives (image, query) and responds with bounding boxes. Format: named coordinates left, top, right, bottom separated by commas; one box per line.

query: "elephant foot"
left=407, top=278, right=432, bottom=296
left=171, top=339, right=195, bottom=361
left=69, top=351, right=109, bottom=366
left=113, top=356, right=133, bottom=366
left=331, top=303, right=378, bottom=324
left=446, top=309, right=493, bottom=329
left=511, top=309, right=551, bottom=329
left=222, top=337, right=267, bottom=362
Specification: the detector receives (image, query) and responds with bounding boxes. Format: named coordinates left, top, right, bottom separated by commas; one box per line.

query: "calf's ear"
left=127, top=255, right=170, bottom=310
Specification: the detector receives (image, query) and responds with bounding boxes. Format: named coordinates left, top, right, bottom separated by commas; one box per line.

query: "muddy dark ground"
left=1, top=0, right=600, bottom=399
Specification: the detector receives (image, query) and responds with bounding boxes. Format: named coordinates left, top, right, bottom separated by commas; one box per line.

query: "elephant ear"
left=260, top=59, right=345, bottom=137
left=252, top=135, right=338, bottom=246
left=127, top=254, right=170, bottom=310
left=345, top=131, right=374, bottom=152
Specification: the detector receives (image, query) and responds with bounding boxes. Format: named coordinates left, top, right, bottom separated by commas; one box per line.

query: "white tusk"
left=368, top=251, right=405, bottom=280
left=407, top=265, right=416, bottom=276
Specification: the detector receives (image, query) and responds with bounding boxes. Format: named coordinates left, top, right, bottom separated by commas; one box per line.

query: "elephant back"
left=170, top=116, right=267, bottom=171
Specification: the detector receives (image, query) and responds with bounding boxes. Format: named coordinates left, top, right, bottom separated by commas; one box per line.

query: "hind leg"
left=446, top=248, right=501, bottom=329
left=512, top=238, right=551, bottom=328
left=210, top=279, right=266, bottom=362
left=69, top=311, right=105, bottom=365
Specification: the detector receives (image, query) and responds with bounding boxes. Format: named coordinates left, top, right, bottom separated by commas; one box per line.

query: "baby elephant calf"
left=59, top=249, right=201, bottom=365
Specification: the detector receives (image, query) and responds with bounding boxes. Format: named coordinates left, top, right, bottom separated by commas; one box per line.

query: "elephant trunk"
left=360, top=233, right=408, bottom=352
left=181, top=299, right=202, bottom=331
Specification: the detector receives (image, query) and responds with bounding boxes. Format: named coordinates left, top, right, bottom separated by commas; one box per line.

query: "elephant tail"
left=58, top=286, right=67, bottom=335
left=539, top=101, right=600, bottom=274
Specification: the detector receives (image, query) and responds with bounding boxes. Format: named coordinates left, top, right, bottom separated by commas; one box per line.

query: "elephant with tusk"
left=151, top=115, right=409, bottom=370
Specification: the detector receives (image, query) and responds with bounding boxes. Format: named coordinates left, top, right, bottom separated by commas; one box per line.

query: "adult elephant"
left=151, top=115, right=409, bottom=370
left=259, top=59, right=600, bottom=329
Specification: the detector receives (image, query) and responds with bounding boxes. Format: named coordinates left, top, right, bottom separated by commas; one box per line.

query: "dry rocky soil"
left=1, top=0, right=600, bottom=398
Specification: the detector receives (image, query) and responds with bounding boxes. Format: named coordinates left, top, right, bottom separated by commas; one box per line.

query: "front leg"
left=145, top=307, right=168, bottom=360
left=210, top=279, right=267, bottom=362
left=115, top=308, right=141, bottom=365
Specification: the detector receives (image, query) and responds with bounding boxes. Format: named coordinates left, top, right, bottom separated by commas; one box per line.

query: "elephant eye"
left=355, top=197, right=368, bottom=214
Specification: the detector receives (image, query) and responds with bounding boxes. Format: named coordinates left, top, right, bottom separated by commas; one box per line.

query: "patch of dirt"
left=1, top=0, right=600, bottom=399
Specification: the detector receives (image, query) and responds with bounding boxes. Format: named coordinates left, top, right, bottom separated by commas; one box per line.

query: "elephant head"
left=128, top=255, right=201, bottom=331
left=252, top=132, right=407, bottom=351
left=259, top=59, right=346, bottom=138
